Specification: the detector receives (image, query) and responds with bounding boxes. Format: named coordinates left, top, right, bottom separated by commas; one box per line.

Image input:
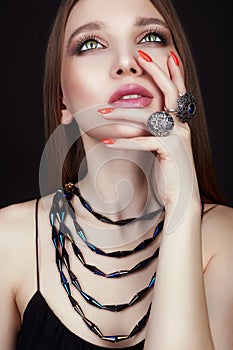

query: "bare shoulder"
left=203, top=204, right=233, bottom=296
left=0, top=200, right=38, bottom=283
left=202, top=203, right=233, bottom=260
left=203, top=203, right=233, bottom=227
left=0, top=199, right=37, bottom=242
left=202, top=203, right=233, bottom=270
left=202, top=204, right=233, bottom=347
left=0, top=199, right=36, bottom=222
left=0, top=193, right=54, bottom=265
left=0, top=196, right=52, bottom=264
left=0, top=199, right=41, bottom=347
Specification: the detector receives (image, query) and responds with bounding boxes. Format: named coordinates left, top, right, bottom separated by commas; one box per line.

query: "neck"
left=77, top=140, right=161, bottom=221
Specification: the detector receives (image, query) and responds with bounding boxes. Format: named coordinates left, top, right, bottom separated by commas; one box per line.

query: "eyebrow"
left=67, top=21, right=105, bottom=48
left=135, top=16, right=168, bottom=29
left=66, top=16, right=168, bottom=48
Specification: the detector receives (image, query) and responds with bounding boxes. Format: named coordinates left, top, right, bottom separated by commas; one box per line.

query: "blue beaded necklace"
left=65, top=182, right=162, bottom=226
left=64, top=183, right=164, bottom=258
left=49, top=187, right=163, bottom=343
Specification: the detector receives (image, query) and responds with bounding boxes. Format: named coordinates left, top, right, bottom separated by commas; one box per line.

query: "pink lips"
left=109, top=84, right=153, bottom=107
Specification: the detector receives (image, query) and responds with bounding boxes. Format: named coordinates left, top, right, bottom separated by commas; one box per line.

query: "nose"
left=110, top=52, right=143, bottom=78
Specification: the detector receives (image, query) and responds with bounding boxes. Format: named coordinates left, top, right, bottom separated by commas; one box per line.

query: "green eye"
left=141, top=33, right=162, bottom=43
left=80, top=40, right=102, bottom=52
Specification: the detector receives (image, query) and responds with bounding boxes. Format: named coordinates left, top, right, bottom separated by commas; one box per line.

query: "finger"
left=138, top=52, right=181, bottom=113
left=168, top=53, right=186, bottom=96
left=102, top=136, right=161, bottom=153
left=101, top=134, right=177, bottom=158
left=102, top=126, right=192, bottom=157
left=98, top=107, right=153, bottom=123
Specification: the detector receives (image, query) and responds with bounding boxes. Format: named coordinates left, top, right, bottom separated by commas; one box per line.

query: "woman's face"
left=61, top=0, right=177, bottom=138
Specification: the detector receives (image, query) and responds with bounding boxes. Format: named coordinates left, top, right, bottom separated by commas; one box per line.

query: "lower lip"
left=111, top=97, right=153, bottom=108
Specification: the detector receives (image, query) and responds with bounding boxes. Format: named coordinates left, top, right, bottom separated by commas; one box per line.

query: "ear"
left=61, top=108, right=73, bottom=125
left=60, top=96, right=73, bottom=125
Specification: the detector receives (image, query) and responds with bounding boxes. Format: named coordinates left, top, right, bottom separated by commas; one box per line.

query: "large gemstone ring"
left=147, top=111, right=174, bottom=137
left=167, top=92, right=196, bottom=122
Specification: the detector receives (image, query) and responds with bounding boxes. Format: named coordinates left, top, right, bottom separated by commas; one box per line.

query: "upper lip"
left=109, top=84, right=153, bottom=103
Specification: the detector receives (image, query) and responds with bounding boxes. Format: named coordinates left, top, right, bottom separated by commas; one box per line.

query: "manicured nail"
left=98, top=108, right=114, bottom=114
left=101, top=138, right=116, bottom=144
left=170, top=51, right=179, bottom=66
left=138, top=50, right=153, bottom=62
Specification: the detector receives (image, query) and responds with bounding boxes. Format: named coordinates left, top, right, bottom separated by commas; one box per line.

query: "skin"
left=0, top=0, right=233, bottom=349
left=61, top=0, right=183, bottom=139
left=60, top=0, right=187, bottom=212
left=61, top=0, right=173, bottom=113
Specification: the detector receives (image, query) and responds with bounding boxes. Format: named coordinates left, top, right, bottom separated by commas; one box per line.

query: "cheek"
left=61, top=60, right=107, bottom=113
left=156, top=52, right=170, bottom=76
left=145, top=47, right=171, bottom=76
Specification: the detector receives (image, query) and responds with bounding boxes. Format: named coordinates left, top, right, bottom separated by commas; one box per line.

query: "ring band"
left=166, top=107, right=177, bottom=113
left=147, top=111, right=174, bottom=137
left=166, top=92, right=196, bottom=123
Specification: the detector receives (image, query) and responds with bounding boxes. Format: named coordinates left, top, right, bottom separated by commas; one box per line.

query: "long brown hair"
left=43, top=0, right=226, bottom=204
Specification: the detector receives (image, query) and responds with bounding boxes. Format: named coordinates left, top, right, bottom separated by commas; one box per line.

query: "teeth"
left=120, top=94, right=143, bottom=100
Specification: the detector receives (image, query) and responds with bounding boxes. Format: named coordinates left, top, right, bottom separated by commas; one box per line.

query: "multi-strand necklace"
left=49, top=183, right=164, bottom=343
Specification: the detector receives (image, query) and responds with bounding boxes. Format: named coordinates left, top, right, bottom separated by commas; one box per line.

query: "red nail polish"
left=170, top=51, right=179, bottom=66
left=101, top=138, right=116, bottom=144
left=138, top=50, right=153, bottom=62
left=98, top=108, right=114, bottom=114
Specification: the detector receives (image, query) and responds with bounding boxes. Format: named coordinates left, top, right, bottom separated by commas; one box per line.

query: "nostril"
left=116, top=68, right=137, bottom=75
left=116, top=69, right=123, bottom=75
left=130, top=68, right=137, bottom=74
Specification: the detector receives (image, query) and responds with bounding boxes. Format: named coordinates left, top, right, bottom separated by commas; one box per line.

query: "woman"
left=1, top=0, right=232, bottom=349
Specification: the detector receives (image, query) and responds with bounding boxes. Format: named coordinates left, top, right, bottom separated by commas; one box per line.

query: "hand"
left=99, top=51, right=201, bottom=231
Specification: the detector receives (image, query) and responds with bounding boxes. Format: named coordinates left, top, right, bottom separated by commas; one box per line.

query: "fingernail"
left=98, top=108, right=114, bottom=114
left=138, top=50, right=153, bottom=62
left=170, top=51, right=179, bottom=66
left=101, top=138, right=116, bottom=144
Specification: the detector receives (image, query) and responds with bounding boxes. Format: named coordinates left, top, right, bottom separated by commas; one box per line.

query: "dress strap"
left=201, top=201, right=204, bottom=218
left=35, top=198, right=40, bottom=291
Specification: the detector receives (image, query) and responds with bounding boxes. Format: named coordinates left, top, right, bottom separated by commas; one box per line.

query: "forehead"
left=65, top=0, right=164, bottom=36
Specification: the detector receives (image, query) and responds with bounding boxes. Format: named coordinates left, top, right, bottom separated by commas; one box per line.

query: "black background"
left=1, top=0, right=232, bottom=208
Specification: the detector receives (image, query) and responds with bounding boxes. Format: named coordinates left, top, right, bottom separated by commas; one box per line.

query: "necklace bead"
left=49, top=187, right=163, bottom=343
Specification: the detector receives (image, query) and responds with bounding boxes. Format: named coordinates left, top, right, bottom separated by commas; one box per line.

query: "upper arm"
left=0, top=202, right=35, bottom=350
left=0, top=281, right=21, bottom=350
left=0, top=205, right=21, bottom=349
left=203, top=206, right=233, bottom=350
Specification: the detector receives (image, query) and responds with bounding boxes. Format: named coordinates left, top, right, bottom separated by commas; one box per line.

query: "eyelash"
left=73, top=28, right=168, bottom=55
left=74, top=33, right=104, bottom=54
left=138, top=28, right=168, bottom=45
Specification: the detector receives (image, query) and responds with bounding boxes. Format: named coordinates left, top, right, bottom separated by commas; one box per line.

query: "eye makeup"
left=137, top=26, right=171, bottom=46
left=75, top=34, right=105, bottom=53
left=68, top=32, right=106, bottom=55
left=67, top=24, right=172, bottom=56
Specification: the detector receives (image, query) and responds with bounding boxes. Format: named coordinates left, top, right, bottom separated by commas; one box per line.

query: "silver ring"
left=166, top=107, right=177, bottom=113
left=147, top=111, right=174, bottom=137
left=167, top=92, right=196, bottom=122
